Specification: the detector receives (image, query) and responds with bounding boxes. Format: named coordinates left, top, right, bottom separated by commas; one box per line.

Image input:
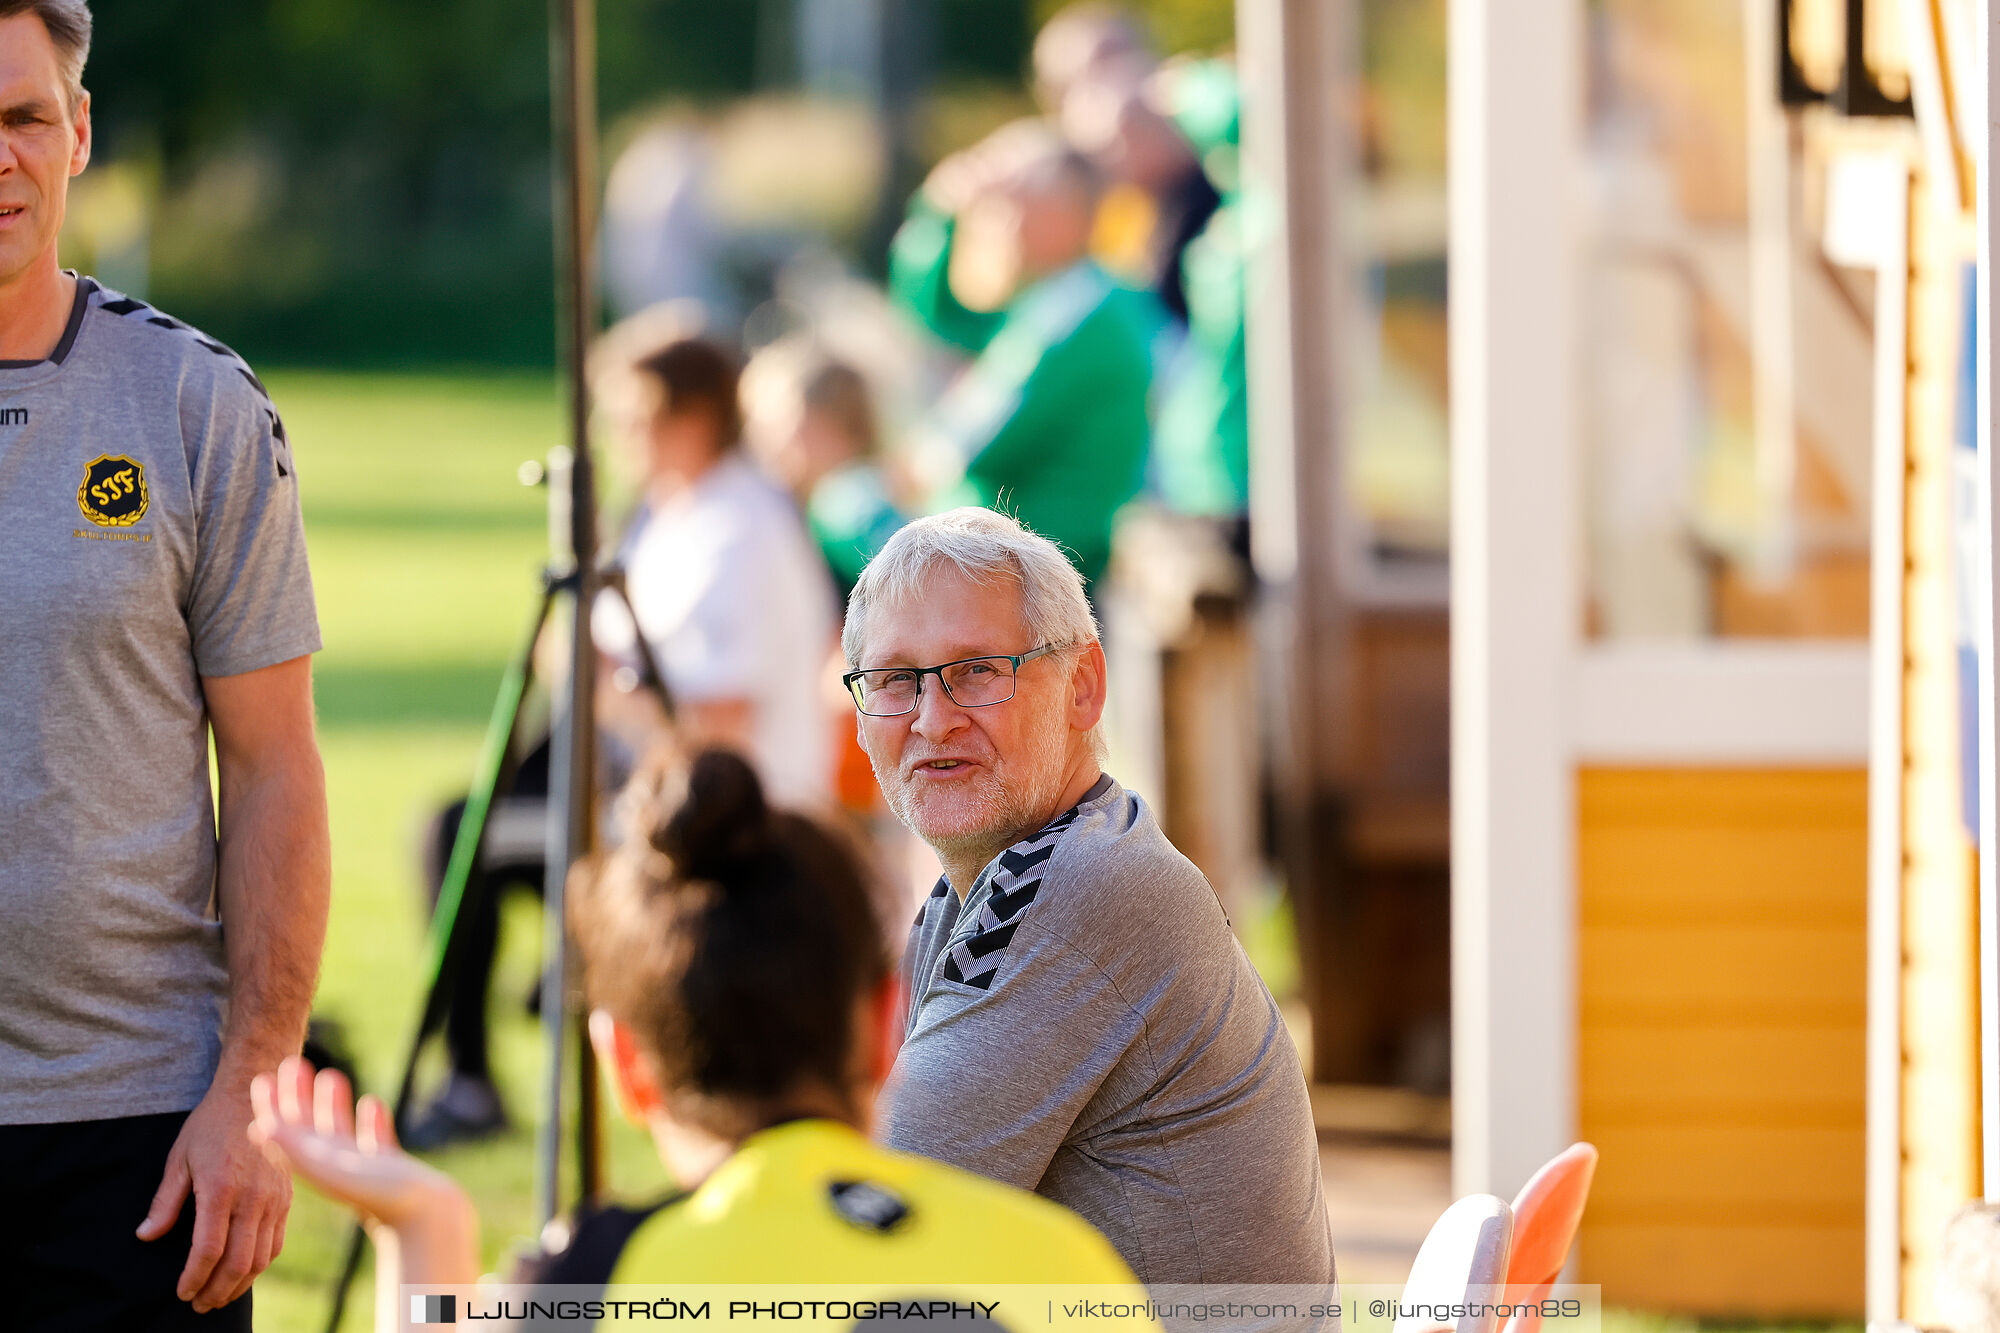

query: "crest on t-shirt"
left=76, top=454, right=149, bottom=527
left=828, top=1179, right=911, bottom=1233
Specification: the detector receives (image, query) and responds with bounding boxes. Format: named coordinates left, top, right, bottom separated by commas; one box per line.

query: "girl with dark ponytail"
left=248, top=749, right=1149, bottom=1324
left=571, top=747, right=892, bottom=1153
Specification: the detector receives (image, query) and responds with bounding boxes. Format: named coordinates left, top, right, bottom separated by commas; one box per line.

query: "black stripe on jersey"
left=963, top=922, right=1019, bottom=958
left=93, top=290, right=275, bottom=407
left=92, top=286, right=296, bottom=476
left=985, top=878, right=1038, bottom=923
left=997, top=841, right=1057, bottom=877
left=912, top=877, right=949, bottom=927
left=237, top=364, right=274, bottom=400
left=938, top=803, right=1083, bottom=991
left=943, top=896, right=1035, bottom=988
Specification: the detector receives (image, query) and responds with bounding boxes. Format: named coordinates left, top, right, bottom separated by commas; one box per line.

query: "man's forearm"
left=212, top=751, right=332, bottom=1093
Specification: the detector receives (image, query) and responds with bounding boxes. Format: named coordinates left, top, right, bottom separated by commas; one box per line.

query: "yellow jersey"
left=510, top=1120, right=1159, bottom=1331
left=609, top=1119, right=1145, bottom=1287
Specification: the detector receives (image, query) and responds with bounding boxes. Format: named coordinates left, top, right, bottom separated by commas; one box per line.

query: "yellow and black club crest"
left=76, top=454, right=149, bottom=527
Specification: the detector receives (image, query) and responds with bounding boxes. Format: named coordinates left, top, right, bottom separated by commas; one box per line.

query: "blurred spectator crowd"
left=406, top=2, right=1252, bottom=1147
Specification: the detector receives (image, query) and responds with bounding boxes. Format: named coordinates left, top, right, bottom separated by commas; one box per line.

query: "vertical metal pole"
left=537, top=0, right=603, bottom=1231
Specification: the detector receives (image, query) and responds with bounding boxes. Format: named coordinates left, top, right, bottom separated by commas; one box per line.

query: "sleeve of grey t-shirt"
left=182, top=368, right=321, bottom=676
left=882, top=907, right=1147, bottom=1191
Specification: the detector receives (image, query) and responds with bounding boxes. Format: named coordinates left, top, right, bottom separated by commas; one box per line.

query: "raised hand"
left=248, top=1056, right=460, bottom=1234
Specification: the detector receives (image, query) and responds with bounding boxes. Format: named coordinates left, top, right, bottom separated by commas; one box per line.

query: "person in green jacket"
left=889, top=119, right=1167, bottom=588
left=1150, top=56, right=1250, bottom=524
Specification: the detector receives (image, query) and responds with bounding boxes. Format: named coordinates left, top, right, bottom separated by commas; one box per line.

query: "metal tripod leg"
left=601, top=565, right=677, bottom=720
left=323, top=582, right=555, bottom=1333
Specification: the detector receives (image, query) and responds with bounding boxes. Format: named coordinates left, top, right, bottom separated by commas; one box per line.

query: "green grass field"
left=246, top=373, right=1856, bottom=1333
left=252, top=371, right=669, bottom=1332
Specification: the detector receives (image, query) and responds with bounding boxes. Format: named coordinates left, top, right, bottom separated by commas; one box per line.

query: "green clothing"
left=1154, top=198, right=1249, bottom=517
left=807, top=461, right=905, bottom=600
left=890, top=201, right=1164, bottom=585
left=1164, top=56, right=1242, bottom=194
left=1155, top=58, right=1250, bottom=519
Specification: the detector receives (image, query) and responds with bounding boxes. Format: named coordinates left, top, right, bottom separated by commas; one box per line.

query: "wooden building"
left=1434, top=0, right=1993, bottom=1316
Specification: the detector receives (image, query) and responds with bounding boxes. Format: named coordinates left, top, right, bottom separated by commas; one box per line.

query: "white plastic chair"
left=1393, top=1193, right=1515, bottom=1333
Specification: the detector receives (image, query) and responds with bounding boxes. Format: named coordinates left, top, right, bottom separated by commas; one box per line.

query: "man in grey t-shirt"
left=0, top=5, right=330, bottom=1327
left=842, top=507, right=1335, bottom=1285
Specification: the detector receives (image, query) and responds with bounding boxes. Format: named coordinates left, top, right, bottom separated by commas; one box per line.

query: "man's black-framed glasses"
left=844, top=644, right=1063, bottom=717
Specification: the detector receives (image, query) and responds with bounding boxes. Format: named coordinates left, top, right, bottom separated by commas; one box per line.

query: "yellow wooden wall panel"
left=1579, top=1225, right=1863, bottom=1313
left=1578, top=768, right=1869, bottom=824
left=1581, top=924, right=1865, bottom=1016
left=1577, top=846, right=1867, bottom=923
left=1578, top=1024, right=1863, bottom=1113
left=1577, top=767, right=1867, bottom=1317
left=1580, top=1125, right=1865, bottom=1213
left=1576, top=855, right=1867, bottom=925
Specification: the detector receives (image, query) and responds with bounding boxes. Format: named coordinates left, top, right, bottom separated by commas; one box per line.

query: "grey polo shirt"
left=0, top=278, right=321, bottom=1124
left=883, top=774, right=1338, bottom=1285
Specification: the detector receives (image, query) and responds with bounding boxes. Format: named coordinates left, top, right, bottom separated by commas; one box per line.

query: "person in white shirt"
left=593, top=328, right=837, bottom=812
left=405, top=325, right=837, bottom=1149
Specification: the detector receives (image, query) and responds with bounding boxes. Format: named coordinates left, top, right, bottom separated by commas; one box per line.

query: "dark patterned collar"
left=938, top=783, right=1109, bottom=991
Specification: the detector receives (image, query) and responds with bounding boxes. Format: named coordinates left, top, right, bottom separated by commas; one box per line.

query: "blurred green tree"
left=79, top=0, right=1033, bottom=366
left=1029, top=0, right=1234, bottom=56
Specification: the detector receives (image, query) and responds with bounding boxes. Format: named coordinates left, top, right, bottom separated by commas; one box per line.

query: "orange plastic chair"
left=1498, top=1142, right=1599, bottom=1333
left=1394, top=1194, right=1515, bottom=1333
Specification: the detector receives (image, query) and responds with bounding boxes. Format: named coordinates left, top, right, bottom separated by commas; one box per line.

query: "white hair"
left=843, top=507, right=1098, bottom=666
left=844, top=508, right=1106, bottom=760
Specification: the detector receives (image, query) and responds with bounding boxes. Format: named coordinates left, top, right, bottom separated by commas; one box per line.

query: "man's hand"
left=136, top=1081, right=293, bottom=1313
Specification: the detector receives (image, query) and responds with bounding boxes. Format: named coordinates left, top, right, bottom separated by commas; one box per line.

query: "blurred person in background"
left=592, top=324, right=837, bottom=805
left=1144, top=56, right=1249, bottom=532
left=741, top=337, right=913, bottom=919
left=1031, top=2, right=1153, bottom=112
left=0, top=2, right=330, bottom=1326
left=740, top=336, right=907, bottom=602
left=251, top=750, right=1153, bottom=1330
left=889, top=120, right=1165, bottom=591
left=1058, top=46, right=1218, bottom=323
left=844, top=509, right=1336, bottom=1285
left=406, top=319, right=836, bottom=1150
left=599, top=123, right=736, bottom=324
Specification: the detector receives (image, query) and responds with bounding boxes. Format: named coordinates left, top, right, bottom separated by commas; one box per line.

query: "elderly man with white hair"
left=844, top=507, right=1336, bottom=1286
